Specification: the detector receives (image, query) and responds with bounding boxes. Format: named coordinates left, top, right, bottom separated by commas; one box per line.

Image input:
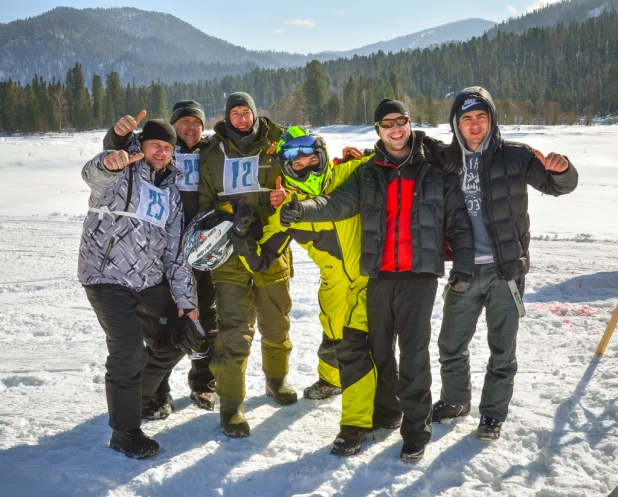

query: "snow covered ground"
left=0, top=125, right=617, bottom=497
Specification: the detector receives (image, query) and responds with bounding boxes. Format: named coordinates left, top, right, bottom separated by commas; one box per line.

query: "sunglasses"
left=375, top=116, right=410, bottom=129
left=280, top=135, right=317, bottom=160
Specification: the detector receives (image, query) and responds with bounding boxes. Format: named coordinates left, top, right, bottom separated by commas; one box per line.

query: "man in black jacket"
left=432, top=87, right=578, bottom=441
left=103, top=101, right=218, bottom=413
left=280, top=99, right=475, bottom=462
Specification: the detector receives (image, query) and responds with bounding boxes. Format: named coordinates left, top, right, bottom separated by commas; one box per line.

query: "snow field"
left=0, top=126, right=617, bottom=496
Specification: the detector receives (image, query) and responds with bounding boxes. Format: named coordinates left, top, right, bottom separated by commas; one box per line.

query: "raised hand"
left=341, top=146, right=364, bottom=159
left=270, top=176, right=287, bottom=209
left=113, top=109, right=147, bottom=137
left=280, top=193, right=304, bottom=227
left=534, top=150, right=569, bottom=173
left=103, top=150, right=144, bottom=171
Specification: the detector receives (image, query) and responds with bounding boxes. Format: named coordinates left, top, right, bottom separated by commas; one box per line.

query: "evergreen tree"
left=303, top=60, right=328, bottom=125
left=92, top=74, right=104, bottom=129
left=342, top=76, right=357, bottom=124
left=325, top=93, right=342, bottom=124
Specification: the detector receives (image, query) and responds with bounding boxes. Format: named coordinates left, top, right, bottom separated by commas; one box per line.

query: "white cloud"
left=284, top=18, right=316, bottom=28
left=507, top=5, right=518, bottom=15
left=335, top=10, right=344, bottom=16
left=526, top=0, right=562, bottom=13
left=273, top=29, right=284, bottom=35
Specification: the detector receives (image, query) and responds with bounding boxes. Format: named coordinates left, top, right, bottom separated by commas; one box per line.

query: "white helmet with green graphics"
left=275, top=126, right=330, bottom=196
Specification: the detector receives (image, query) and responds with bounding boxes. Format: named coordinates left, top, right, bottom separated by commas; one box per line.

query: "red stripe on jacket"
left=380, top=165, right=415, bottom=272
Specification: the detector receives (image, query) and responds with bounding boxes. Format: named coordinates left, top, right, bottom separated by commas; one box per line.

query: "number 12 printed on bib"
left=222, top=156, right=261, bottom=195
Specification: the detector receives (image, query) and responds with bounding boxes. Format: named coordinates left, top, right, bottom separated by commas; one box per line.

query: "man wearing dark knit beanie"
left=80, top=110, right=197, bottom=459
left=103, top=102, right=220, bottom=415
left=278, top=97, right=474, bottom=461
left=196, top=91, right=296, bottom=438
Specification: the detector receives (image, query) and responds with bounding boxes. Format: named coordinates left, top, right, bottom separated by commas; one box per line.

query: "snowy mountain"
left=0, top=8, right=493, bottom=86
left=490, top=0, right=618, bottom=36
left=323, top=19, right=496, bottom=57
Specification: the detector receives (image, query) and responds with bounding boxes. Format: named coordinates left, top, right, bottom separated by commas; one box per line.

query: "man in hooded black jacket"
left=432, top=86, right=578, bottom=441
left=280, top=99, right=475, bottom=462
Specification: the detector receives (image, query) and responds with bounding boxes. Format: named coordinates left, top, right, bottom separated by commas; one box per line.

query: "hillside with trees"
left=1, top=11, right=616, bottom=133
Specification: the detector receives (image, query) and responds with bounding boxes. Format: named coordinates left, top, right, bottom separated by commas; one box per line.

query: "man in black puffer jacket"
left=432, top=87, right=578, bottom=441
left=280, top=99, right=475, bottom=463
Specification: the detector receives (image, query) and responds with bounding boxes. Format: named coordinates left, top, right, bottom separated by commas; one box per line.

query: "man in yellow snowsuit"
left=231, top=127, right=379, bottom=452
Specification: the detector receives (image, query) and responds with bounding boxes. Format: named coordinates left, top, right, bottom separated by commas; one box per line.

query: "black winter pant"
left=367, top=277, right=438, bottom=445
left=438, top=263, right=520, bottom=422
left=84, top=282, right=185, bottom=432
left=187, top=270, right=217, bottom=393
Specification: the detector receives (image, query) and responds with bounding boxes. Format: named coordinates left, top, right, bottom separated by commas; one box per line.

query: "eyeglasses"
left=280, top=135, right=317, bottom=160
left=375, top=116, right=410, bottom=129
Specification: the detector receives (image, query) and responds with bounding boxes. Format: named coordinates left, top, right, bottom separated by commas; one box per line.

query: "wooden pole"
left=596, top=303, right=618, bottom=356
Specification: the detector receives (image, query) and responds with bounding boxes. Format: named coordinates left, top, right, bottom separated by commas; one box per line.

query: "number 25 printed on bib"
left=135, top=182, right=170, bottom=228
left=223, top=155, right=261, bottom=195
left=175, top=153, right=200, bottom=192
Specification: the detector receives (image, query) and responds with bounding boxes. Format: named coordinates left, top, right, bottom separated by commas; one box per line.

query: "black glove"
left=280, top=193, right=304, bottom=227
left=232, top=197, right=255, bottom=238
left=448, top=271, right=471, bottom=293
left=168, top=312, right=204, bottom=355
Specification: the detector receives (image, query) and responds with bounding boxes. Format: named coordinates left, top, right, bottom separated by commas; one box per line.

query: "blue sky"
left=0, top=0, right=562, bottom=53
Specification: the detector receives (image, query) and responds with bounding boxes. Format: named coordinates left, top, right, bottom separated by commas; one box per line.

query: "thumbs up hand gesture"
left=270, top=176, right=287, bottom=209
left=113, top=110, right=147, bottom=137
left=534, top=150, right=569, bottom=173
left=280, top=193, right=304, bottom=227
left=103, top=150, right=144, bottom=171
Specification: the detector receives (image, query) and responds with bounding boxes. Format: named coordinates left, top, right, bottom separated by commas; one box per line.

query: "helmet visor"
left=279, top=135, right=317, bottom=161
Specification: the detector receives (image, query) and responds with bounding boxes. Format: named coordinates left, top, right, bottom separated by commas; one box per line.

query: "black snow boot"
left=303, top=380, right=341, bottom=400
left=330, top=429, right=367, bottom=456
left=400, top=442, right=426, bottom=463
left=191, top=391, right=216, bottom=411
left=142, top=393, right=174, bottom=420
left=110, top=428, right=160, bottom=459
left=432, top=400, right=471, bottom=423
left=477, top=415, right=503, bottom=441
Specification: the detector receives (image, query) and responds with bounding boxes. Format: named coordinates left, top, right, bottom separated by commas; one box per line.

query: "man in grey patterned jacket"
left=79, top=119, right=198, bottom=459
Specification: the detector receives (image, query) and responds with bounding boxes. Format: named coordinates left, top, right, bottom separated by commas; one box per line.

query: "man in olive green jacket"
left=198, top=92, right=295, bottom=437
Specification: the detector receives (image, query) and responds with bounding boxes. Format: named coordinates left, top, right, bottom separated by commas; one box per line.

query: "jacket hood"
left=449, top=86, right=501, bottom=155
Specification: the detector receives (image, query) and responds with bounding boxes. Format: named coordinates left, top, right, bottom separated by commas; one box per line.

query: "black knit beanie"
left=374, top=99, right=409, bottom=124
left=139, top=119, right=177, bottom=147
left=225, top=92, right=258, bottom=122
left=169, top=100, right=205, bottom=126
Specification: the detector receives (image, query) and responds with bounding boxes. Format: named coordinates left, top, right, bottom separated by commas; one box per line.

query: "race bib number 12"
left=222, top=155, right=261, bottom=195
left=135, top=182, right=170, bottom=228
left=175, top=153, right=200, bottom=192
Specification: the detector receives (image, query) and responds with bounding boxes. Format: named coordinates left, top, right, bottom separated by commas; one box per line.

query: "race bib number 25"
left=175, top=153, right=200, bottom=192
left=135, top=183, right=170, bottom=228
